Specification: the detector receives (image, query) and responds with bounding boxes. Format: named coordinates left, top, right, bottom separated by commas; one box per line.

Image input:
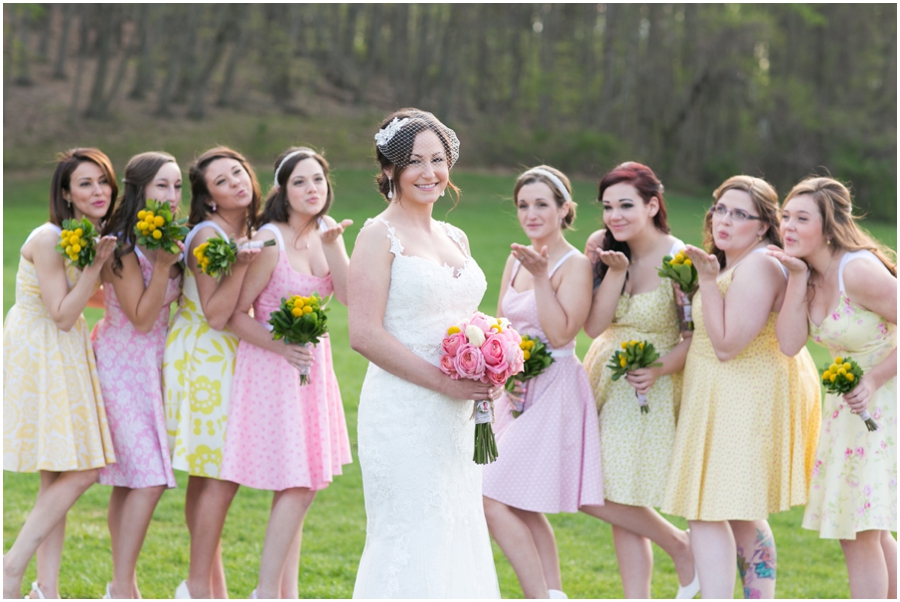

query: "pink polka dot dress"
left=482, top=252, right=604, bottom=513
left=220, top=224, right=352, bottom=491
left=92, top=248, right=182, bottom=488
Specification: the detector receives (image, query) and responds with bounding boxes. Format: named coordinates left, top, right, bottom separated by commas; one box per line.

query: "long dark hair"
left=260, top=147, right=334, bottom=230
left=49, top=148, right=118, bottom=227
left=594, top=162, right=669, bottom=286
left=187, top=146, right=261, bottom=234
left=103, top=151, right=178, bottom=276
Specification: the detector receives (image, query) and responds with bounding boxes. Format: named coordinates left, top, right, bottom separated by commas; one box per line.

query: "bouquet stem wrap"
left=635, top=391, right=649, bottom=414
left=473, top=400, right=499, bottom=464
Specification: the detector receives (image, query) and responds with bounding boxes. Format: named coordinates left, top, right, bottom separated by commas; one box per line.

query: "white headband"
left=523, top=168, right=571, bottom=203
left=273, top=150, right=307, bottom=188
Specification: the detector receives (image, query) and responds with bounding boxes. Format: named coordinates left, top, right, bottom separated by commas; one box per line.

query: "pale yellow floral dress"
left=662, top=257, right=821, bottom=521
left=4, top=224, right=116, bottom=472
left=163, top=221, right=238, bottom=478
left=582, top=241, right=685, bottom=507
left=802, top=250, right=896, bottom=540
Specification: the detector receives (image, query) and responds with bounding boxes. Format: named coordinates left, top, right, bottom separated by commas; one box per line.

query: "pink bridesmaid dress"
left=482, top=251, right=604, bottom=513
left=93, top=247, right=181, bottom=488
left=220, top=223, right=352, bottom=491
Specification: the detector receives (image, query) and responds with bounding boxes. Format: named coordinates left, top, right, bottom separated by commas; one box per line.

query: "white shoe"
left=24, top=582, right=46, bottom=599
left=250, top=588, right=258, bottom=599
left=548, top=589, right=568, bottom=599
left=102, top=583, right=111, bottom=599
left=675, top=568, right=700, bottom=599
left=175, top=580, right=192, bottom=599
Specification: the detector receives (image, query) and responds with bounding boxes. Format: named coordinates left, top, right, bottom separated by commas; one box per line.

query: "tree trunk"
left=14, top=5, right=34, bottom=85
left=355, top=3, right=383, bottom=104
left=596, top=3, right=620, bottom=128
left=187, top=7, right=232, bottom=120
left=84, top=8, right=115, bottom=117
left=537, top=4, right=557, bottom=123
left=52, top=3, right=73, bottom=79
left=36, top=3, right=51, bottom=61
left=128, top=4, right=154, bottom=100
left=216, top=5, right=250, bottom=108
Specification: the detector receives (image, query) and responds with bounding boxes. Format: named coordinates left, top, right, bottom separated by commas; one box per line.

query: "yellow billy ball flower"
left=65, top=245, right=73, bottom=254
left=523, top=350, right=531, bottom=360
left=683, top=258, right=693, bottom=267
left=834, top=356, right=844, bottom=364
left=846, top=373, right=855, bottom=382
left=822, top=372, right=830, bottom=382
left=842, top=363, right=851, bottom=371
left=302, top=306, right=313, bottom=314
left=448, top=325, right=461, bottom=335
left=145, top=211, right=155, bottom=219
left=137, top=210, right=147, bottom=220
left=154, top=215, right=165, bottom=227
left=621, top=341, right=628, bottom=349
left=292, top=307, right=304, bottom=317
left=837, top=367, right=847, bottom=376
left=152, top=230, right=163, bottom=240
left=148, top=224, right=157, bottom=232
left=829, top=363, right=839, bottom=373
left=829, top=373, right=837, bottom=382
left=619, top=356, right=627, bottom=367
left=72, top=244, right=82, bottom=253
left=74, top=228, right=83, bottom=237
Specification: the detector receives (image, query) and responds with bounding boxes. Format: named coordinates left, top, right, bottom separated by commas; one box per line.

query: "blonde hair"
left=784, top=176, right=896, bottom=276
left=704, top=175, right=781, bottom=268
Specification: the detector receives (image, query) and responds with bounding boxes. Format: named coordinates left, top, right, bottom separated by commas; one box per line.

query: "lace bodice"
left=369, top=217, right=488, bottom=364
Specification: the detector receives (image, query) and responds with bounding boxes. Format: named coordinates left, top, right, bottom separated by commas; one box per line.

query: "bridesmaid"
left=3, top=149, right=118, bottom=599
left=661, top=175, right=820, bottom=598
left=93, top=152, right=184, bottom=598
left=769, top=177, right=896, bottom=599
left=220, top=147, right=354, bottom=599
left=579, top=162, right=697, bottom=599
left=162, top=147, right=264, bottom=599
left=482, top=166, right=604, bottom=599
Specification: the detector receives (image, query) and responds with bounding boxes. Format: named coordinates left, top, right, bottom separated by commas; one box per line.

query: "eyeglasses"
left=709, top=204, right=762, bottom=222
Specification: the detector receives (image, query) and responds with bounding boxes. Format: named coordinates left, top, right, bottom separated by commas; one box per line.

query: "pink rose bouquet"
left=439, top=312, right=525, bottom=464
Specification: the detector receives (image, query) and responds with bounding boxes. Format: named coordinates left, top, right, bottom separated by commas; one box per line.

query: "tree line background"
left=3, top=3, right=896, bottom=220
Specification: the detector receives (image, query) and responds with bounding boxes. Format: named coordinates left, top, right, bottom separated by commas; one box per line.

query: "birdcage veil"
left=374, top=111, right=460, bottom=170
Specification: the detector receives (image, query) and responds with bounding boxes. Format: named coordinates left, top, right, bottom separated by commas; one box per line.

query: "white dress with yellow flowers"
left=4, top=223, right=116, bottom=472
left=163, top=221, right=238, bottom=478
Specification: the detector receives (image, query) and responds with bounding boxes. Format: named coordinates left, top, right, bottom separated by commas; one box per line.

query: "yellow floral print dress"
left=662, top=259, right=821, bottom=521
left=163, top=221, right=238, bottom=478
left=4, top=224, right=116, bottom=472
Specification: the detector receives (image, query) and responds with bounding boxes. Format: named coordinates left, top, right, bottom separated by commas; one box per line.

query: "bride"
left=348, top=108, right=502, bottom=598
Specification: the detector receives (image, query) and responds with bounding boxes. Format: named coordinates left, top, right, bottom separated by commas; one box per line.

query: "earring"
left=210, top=201, right=217, bottom=212
left=826, top=238, right=831, bottom=245
left=440, top=188, right=445, bottom=198
left=387, top=178, right=393, bottom=200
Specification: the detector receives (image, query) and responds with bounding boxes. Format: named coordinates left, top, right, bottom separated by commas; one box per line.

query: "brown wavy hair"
left=49, top=148, right=118, bottom=227
left=187, top=146, right=261, bottom=234
left=783, top=176, right=896, bottom=276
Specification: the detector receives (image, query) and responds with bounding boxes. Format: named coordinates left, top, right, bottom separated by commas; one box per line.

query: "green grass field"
left=3, top=168, right=896, bottom=598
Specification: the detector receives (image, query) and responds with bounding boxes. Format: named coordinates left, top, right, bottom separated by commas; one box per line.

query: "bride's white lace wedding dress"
left=353, top=218, right=500, bottom=599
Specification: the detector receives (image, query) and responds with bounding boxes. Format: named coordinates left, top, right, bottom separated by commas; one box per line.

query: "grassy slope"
left=3, top=168, right=895, bottom=598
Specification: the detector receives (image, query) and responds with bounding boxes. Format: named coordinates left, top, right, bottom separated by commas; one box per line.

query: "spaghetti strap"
left=838, top=250, right=880, bottom=292
left=509, top=259, right=522, bottom=286
left=441, top=221, right=470, bottom=258
left=184, top=220, right=228, bottom=252
left=669, top=239, right=686, bottom=257
left=258, top=223, right=285, bottom=251
left=548, top=249, right=578, bottom=279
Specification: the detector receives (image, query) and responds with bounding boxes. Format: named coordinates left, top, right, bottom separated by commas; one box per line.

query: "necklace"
left=814, top=252, right=838, bottom=288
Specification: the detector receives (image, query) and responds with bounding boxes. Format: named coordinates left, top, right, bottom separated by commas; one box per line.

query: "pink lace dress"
left=482, top=251, right=604, bottom=513
left=220, top=224, right=352, bottom=491
left=93, top=247, right=182, bottom=488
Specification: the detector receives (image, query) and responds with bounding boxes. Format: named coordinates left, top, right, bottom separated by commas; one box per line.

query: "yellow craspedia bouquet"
left=56, top=217, right=99, bottom=268
left=192, top=233, right=276, bottom=280
left=657, top=249, right=699, bottom=330
left=504, top=335, right=554, bottom=417
left=268, top=292, right=330, bottom=385
left=821, top=356, right=878, bottom=431
left=134, top=199, right=189, bottom=255
left=606, top=340, right=662, bottom=414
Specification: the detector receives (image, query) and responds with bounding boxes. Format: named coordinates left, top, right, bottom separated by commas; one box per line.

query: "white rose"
left=465, top=324, right=486, bottom=347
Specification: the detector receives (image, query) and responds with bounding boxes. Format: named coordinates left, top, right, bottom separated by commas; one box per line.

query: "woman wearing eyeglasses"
left=661, top=176, right=820, bottom=598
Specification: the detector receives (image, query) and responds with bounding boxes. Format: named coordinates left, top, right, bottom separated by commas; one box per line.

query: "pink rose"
left=454, top=344, right=485, bottom=380
left=481, top=334, right=507, bottom=367
left=442, top=332, right=467, bottom=357
left=485, top=362, right=510, bottom=386
left=468, top=312, right=492, bottom=334
left=505, top=342, right=525, bottom=374
left=439, top=353, right=458, bottom=378
left=500, top=326, right=522, bottom=345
